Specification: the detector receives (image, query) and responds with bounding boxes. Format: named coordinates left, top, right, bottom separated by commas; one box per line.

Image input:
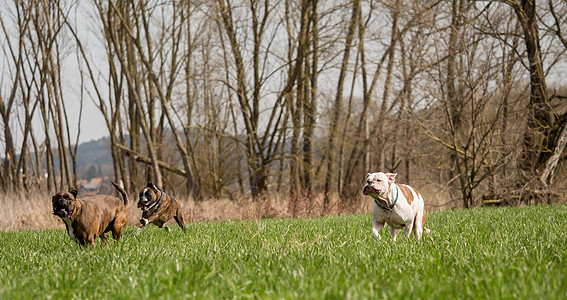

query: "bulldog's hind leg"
left=174, top=210, right=187, bottom=231
left=111, top=213, right=129, bottom=242
left=405, top=218, right=415, bottom=239
left=413, top=210, right=424, bottom=240
left=422, top=209, right=431, bottom=234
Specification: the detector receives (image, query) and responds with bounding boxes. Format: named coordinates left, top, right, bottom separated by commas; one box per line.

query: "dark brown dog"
left=137, top=181, right=186, bottom=232
left=52, top=181, right=129, bottom=246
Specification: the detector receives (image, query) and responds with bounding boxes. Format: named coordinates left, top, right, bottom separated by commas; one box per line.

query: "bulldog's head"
left=138, top=181, right=161, bottom=211
left=52, top=190, right=79, bottom=219
left=362, top=172, right=397, bottom=198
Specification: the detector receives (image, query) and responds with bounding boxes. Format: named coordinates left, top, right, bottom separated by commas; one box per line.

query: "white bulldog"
left=362, top=172, right=429, bottom=241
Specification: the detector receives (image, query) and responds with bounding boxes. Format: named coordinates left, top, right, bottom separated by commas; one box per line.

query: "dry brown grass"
left=0, top=191, right=69, bottom=231
left=0, top=184, right=453, bottom=231
left=0, top=192, right=364, bottom=231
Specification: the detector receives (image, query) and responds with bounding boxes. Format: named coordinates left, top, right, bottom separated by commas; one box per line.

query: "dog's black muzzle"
left=137, top=199, right=151, bottom=211
left=53, top=208, right=71, bottom=218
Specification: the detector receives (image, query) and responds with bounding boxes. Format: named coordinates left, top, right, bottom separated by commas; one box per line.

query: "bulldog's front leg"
left=100, top=233, right=108, bottom=245
left=136, top=218, right=149, bottom=234
left=87, top=234, right=97, bottom=247
left=141, top=212, right=164, bottom=226
left=372, top=220, right=384, bottom=240
left=390, top=227, right=401, bottom=242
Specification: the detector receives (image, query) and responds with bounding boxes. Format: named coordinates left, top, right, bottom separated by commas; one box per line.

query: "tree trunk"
left=510, top=0, right=552, bottom=179
left=303, top=1, right=318, bottom=202
left=323, top=0, right=360, bottom=210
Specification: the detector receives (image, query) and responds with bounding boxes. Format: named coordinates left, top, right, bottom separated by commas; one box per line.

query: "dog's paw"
left=140, top=218, right=149, bottom=226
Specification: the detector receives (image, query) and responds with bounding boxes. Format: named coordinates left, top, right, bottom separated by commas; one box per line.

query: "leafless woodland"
left=1, top=0, right=567, bottom=213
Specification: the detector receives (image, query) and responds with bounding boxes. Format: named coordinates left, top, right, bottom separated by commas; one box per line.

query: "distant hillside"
left=1, top=137, right=115, bottom=180
left=38, top=136, right=114, bottom=179
left=74, top=137, right=113, bottom=171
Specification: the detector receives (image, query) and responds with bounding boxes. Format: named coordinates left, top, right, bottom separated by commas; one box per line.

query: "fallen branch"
left=115, top=144, right=186, bottom=177
left=541, top=121, right=567, bottom=186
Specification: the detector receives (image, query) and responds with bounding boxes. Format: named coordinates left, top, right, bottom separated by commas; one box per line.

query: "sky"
left=1, top=2, right=111, bottom=151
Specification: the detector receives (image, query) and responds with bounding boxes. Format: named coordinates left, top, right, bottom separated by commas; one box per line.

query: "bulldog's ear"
left=69, top=189, right=78, bottom=199
left=146, top=181, right=156, bottom=190
left=385, top=173, right=397, bottom=183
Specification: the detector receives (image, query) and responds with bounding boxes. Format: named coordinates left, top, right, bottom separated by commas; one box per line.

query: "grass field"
left=1, top=205, right=566, bottom=299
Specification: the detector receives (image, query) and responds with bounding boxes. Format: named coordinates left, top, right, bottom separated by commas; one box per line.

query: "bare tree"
left=323, top=0, right=360, bottom=210
left=214, top=0, right=311, bottom=198
left=95, top=0, right=164, bottom=187
left=1, top=0, right=79, bottom=192
left=1, top=0, right=566, bottom=210
left=492, top=1, right=554, bottom=182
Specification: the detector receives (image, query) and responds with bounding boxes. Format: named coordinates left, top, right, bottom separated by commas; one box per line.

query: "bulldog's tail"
left=111, top=181, right=129, bottom=206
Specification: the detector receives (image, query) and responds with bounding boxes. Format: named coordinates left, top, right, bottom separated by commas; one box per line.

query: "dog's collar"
left=147, top=187, right=164, bottom=210
left=374, top=186, right=398, bottom=211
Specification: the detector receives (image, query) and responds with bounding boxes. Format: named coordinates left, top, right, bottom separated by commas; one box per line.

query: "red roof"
left=89, top=178, right=103, bottom=185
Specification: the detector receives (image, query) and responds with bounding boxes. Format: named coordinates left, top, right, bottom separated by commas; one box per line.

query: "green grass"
left=1, top=205, right=567, bottom=299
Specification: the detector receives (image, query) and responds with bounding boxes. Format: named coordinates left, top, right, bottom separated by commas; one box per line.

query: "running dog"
left=362, top=172, right=429, bottom=241
left=137, top=181, right=186, bottom=233
left=52, top=181, right=129, bottom=246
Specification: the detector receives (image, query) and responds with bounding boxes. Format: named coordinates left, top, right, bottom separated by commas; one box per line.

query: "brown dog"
left=137, top=181, right=186, bottom=232
left=52, top=181, right=129, bottom=246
